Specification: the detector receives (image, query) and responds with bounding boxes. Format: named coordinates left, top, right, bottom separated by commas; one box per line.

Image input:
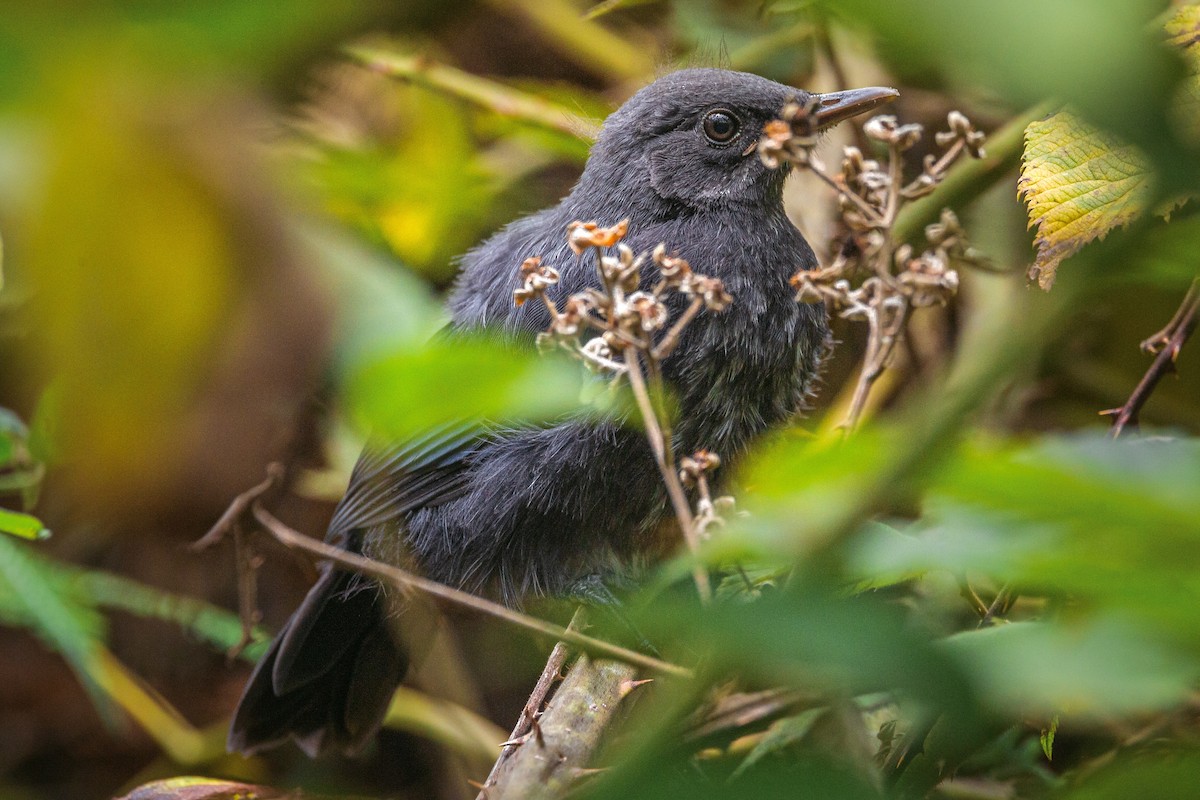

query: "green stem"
left=348, top=45, right=600, bottom=141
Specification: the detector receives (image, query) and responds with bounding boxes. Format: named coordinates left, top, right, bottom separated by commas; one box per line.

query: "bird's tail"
left=228, top=563, right=407, bottom=756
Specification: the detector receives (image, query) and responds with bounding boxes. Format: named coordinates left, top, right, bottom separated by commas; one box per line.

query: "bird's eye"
left=702, top=109, right=740, bottom=145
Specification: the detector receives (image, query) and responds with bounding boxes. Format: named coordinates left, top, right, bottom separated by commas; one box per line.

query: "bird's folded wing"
left=326, top=421, right=488, bottom=540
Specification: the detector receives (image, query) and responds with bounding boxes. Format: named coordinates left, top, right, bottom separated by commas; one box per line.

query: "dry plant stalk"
left=760, top=100, right=987, bottom=432
left=516, top=221, right=735, bottom=602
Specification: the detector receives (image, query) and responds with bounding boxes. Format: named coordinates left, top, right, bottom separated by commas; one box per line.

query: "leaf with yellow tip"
left=1019, top=111, right=1153, bottom=289
left=0, top=508, right=49, bottom=540
left=1166, top=3, right=1200, bottom=143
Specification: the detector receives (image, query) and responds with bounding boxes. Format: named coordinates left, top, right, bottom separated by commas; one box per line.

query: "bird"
left=228, top=68, right=897, bottom=757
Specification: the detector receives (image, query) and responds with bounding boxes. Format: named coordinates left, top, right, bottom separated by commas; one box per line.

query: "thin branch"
left=624, top=353, right=712, bottom=603
left=979, top=583, right=1013, bottom=627
left=842, top=300, right=912, bottom=432
left=1103, top=283, right=1199, bottom=437
left=1141, top=278, right=1198, bottom=355
left=191, top=462, right=283, bottom=657
left=249, top=503, right=693, bottom=679
left=191, top=462, right=284, bottom=551
left=957, top=577, right=989, bottom=618
left=475, top=610, right=585, bottom=799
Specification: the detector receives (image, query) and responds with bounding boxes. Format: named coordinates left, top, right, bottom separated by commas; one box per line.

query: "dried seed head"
left=514, top=256, right=560, bottom=306
left=863, top=115, right=924, bottom=150
left=758, top=119, right=795, bottom=169
left=935, top=110, right=986, bottom=158
left=581, top=335, right=614, bottom=363
left=679, top=449, right=722, bottom=487
left=684, top=275, right=732, bottom=311
left=567, top=219, right=630, bottom=254
left=652, top=244, right=693, bottom=286
left=622, top=291, right=669, bottom=333
left=759, top=98, right=821, bottom=169
left=552, top=295, right=592, bottom=337
left=899, top=251, right=959, bottom=307
left=925, top=208, right=964, bottom=249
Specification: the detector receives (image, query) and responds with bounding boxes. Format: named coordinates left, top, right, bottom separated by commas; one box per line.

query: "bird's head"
left=578, top=68, right=897, bottom=211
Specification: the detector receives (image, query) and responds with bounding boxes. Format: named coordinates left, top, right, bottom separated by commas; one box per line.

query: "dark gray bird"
left=229, top=68, right=896, bottom=756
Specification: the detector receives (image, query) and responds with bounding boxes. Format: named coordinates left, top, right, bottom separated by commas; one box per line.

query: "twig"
left=475, top=610, right=585, bottom=799
left=249, top=502, right=692, bottom=679
left=652, top=297, right=703, bottom=361
left=624, top=354, right=712, bottom=602
left=842, top=299, right=912, bottom=432
left=191, top=462, right=283, bottom=657
left=957, top=577, right=989, bottom=618
left=1103, top=281, right=1199, bottom=437
left=979, top=583, right=1013, bottom=627
left=191, top=462, right=284, bottom=551
left=1141, top=278, right=1199, bottom=355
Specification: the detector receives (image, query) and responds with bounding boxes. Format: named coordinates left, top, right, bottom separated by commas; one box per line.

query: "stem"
left=841, top=300, right=912, bottom=432
left=652, top=297, right=704, bottom=361
left=882, top=141, right=903, bottom=227
left=250, top=503, right=692, bottom=679
left=347, top=45, right=599, bottom=141
left=810, top=165, right=884, bottom=226
left=1105, top=283, right=1200, bottom=437
left=1141, top=278, right=1198, bottom=354
left=623, top=353, right=712, bottom=603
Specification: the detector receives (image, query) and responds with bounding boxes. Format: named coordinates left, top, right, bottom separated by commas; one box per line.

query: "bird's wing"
left=326, top=421, right=487, bottom=540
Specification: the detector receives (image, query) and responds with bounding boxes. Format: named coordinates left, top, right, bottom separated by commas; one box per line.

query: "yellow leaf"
left=1019, top=111, right=1153, bottom=289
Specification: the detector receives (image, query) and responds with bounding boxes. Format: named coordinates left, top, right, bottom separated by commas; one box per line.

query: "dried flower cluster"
left=761, top=104, right=987, bottom=431
left=515, top=220, right=738, bottom=600
left=515, top=221, right=732, bottom=375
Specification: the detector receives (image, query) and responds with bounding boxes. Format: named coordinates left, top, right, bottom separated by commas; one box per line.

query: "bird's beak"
left=809, top=86, right=899, bottom=130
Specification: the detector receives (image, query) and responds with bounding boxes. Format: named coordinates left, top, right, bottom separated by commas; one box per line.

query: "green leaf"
left=77, top=570, right=267, bottom=662
left=853, top=434, right=1200, bottom=646
left=1062, top=750, right=1200, bottom=800
left=0, top=536, right=110, bottom=712
left=942, top=620, right=1197, bottom=718
left=0, top=508, right=49, bottom=540
left=640, top=585, right=979, bottom=719
left=1019, top=111, right=1154, bottom=289
left=1040, top=714, right=1058, bottom=761
left=730, top=707, right=828, bottom=779
left=345, top=335, right=585, bottom=440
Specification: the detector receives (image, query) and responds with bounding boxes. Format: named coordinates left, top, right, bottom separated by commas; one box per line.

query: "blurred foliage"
left=0, top=1, right=1199, bottom=800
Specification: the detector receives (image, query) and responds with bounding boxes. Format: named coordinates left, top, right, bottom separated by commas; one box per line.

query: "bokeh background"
left=1, top=2, right=1198, bottom=799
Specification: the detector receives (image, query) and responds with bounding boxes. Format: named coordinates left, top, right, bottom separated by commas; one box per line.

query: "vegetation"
left=1, top=2, right=1199, bottom=799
